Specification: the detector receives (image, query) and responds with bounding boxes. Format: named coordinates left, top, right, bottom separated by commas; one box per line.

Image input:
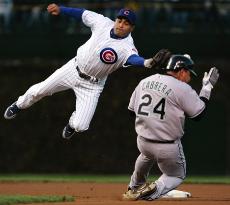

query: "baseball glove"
left=152, top=49, right=172, bottom=69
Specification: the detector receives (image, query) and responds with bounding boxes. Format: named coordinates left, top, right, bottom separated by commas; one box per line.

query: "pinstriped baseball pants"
left=16, top=58, right=106, bottom=132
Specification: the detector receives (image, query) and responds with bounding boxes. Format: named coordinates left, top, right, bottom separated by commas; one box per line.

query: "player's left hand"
left=144, top=49, right=171, bottom=69
left=202, top=67, right=219, bottom=88
left=152, top=49, right=172, bottom=69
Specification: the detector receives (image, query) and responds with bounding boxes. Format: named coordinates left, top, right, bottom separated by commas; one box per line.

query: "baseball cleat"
left=4, top=102, right=21, bottom=119
left=62, top=124, right=76, bottom=139
left=161, top=190, right=192, bottom=198
left=122, top=182, right=156, bottom=201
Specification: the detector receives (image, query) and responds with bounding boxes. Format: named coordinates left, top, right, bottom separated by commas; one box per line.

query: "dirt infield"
left=0, top=182, right=229, bottom=205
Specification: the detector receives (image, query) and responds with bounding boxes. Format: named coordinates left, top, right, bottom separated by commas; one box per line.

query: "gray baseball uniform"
left=128, top=73, right=205, bottom=199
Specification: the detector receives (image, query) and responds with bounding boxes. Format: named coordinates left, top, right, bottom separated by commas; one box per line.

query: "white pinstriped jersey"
left=15, top=8, right=140, bottom=136
left=75, top=10, right=138, bottom=79
left=128, top=74, right=205, bottom=141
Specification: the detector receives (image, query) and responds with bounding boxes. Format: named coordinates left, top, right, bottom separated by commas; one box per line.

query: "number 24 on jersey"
left=137, top=94, right=166, bottom=120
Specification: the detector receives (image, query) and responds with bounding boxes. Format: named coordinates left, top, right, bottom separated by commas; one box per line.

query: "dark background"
left=0, top=1, right=230, bottom=175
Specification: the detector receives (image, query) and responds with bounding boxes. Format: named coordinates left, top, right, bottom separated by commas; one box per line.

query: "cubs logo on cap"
left=100, top=48, right=118, bottom=64
left=117, top=8, right=136, bottom=25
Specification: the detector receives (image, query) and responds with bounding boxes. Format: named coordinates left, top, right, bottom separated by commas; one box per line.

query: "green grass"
left=184, top=176, right=230, bottom=184
left=0, top=174, right=229, bottom=184
left=0, top=195, right=74, bottom=205
left=0, top=175, right=229, bottom=205
left=0, top=174, right=129, bottom=183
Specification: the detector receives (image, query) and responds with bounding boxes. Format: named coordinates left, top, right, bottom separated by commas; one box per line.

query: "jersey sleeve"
left=122, top=45, right=139, bottom=67
left=178, top=84, right=205, bottom=118
left=128, top=87, right=137, bottom=111
left=82, top=10, right=111, bottom=30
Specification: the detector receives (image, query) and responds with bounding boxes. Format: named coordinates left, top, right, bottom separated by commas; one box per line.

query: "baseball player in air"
left=4, top=3, right=170, bottom=139
left=122, top=54, right=219, bottom=200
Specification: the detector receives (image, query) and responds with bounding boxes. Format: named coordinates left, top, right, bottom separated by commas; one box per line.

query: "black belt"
left=139, top=136, right=175, bottom=144
left=76, top=66, right=98, bottom=83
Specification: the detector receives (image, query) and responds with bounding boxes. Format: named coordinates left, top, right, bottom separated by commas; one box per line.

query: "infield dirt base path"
left=0, top=182, right=230, bottom=205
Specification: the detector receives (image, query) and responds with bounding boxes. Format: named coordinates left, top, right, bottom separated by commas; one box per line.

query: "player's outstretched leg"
left=62, top=123, right=76, bottom=139
left=4, top=102, right=21, bottom=119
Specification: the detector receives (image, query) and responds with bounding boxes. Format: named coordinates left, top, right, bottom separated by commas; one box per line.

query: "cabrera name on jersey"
left=129, top=74, right=205, bottom=141
left=142, top=79, right=172, bottom=96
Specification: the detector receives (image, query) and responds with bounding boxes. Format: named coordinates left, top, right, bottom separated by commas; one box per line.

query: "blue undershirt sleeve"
left=60, top=6, right=85, bottom=21
left=124, top=54, right=145, bottom=67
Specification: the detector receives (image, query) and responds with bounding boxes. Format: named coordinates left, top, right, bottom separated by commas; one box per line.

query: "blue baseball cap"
left=116, top=8, right=136, bottom=25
